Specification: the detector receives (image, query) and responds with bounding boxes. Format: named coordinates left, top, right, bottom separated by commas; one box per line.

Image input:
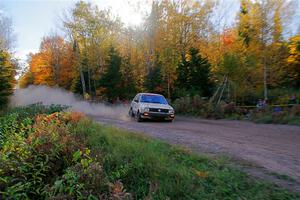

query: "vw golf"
left=129, top=93, right=175, bottom=122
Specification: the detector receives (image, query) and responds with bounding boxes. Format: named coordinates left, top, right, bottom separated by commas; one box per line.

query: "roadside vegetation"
left=1, top=104, right=299, bottom=199
left=1, top=1, right=299, bottom=125
left=173, top=95, right=300, bottom=125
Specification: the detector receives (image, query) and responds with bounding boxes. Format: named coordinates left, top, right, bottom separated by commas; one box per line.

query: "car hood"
left=140, top=102, right=173, bottom=109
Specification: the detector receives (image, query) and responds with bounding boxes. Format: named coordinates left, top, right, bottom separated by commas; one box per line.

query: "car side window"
left=134, top=94, right=139, bottom=102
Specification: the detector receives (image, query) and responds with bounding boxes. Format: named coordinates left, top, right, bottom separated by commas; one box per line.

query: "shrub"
left=173, top=95, right=208, bottom=116
left=221, top=102, right=236, bottom=115
left=1, top=103, right=68, bottom=120
left=0, top=109, right=133, bottom=200
left=291, top=105, right=300, bottom=116
left=46, top=149, right=116, bottom=200
left=173, top=96, right=300, bottom=125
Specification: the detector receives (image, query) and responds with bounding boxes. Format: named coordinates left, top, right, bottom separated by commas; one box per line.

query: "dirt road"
left=91, top=114, right=300, bottom=192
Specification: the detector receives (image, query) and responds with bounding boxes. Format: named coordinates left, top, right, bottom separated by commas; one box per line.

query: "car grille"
left=149, top=108, right=169, bottom=113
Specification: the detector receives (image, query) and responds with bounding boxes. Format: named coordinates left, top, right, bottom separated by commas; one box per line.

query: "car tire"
left=136, top=111, right=143, bottom=122
left=129, top=108, right=134, bottom=117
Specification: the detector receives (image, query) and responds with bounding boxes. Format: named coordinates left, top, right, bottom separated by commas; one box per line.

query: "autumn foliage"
left=18, top=0, right=300, bottom=104
left=21, top=35, right=74, bottom=90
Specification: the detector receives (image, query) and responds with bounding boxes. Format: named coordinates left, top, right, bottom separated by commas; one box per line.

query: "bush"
left=250, top=106, right=300, bottom=125
left=0, top=109, right=129, bottom=200
left=1, top=103, right=68, bottom=120
left=173, top=95, right=208, bottom=116
left=0, top=104, right=68, bottom=147
left=173, top=96, right=300, bottom=125
left=291, top=105, right=300, bottom=116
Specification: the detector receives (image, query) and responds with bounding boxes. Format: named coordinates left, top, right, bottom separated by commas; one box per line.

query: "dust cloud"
left=10, top=85, right=130, bottom=120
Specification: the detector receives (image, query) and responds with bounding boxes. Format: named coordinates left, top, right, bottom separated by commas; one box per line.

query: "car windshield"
left=140, top=94, right=168, bottom=104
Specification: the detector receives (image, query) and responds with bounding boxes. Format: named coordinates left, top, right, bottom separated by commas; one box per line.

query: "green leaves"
left=0, top=50, right=15, bottom=109
left=73, top=150, right=82, bottom=163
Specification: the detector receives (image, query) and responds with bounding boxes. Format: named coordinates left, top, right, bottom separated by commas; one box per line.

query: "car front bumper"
left=140, top=112, right=175, bottom=120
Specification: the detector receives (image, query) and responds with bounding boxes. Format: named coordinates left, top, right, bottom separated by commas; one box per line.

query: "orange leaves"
left=29, top=52, right=55, bottom=86
left=221, top=29, right=237, bottom=48
left=35, top=111, right=85, bottom=125
left=27, top=35, right=75, bottom=89
left=28, top=112, right=86, bottom=155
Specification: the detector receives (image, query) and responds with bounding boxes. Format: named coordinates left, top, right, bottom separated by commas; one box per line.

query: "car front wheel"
left=136, top=111, right=143, bottom=122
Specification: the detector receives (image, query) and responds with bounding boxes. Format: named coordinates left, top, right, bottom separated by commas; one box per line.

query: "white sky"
left=0, top=0, right=149, bottom=62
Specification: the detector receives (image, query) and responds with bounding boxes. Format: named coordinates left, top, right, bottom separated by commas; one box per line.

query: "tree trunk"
left=263, top=54, right=268, bottom=100
left=79, top=67, right=86, bottom=97
left=88, top=67, right=92, bottom=95
left=167, top=72, right=170, bottom=100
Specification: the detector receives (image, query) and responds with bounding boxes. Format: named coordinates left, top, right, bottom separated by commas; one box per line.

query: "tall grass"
left=74, top=119, right=299, bottom=199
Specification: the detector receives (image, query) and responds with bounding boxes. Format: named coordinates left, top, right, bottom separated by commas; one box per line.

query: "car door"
left=131, top=94, right=140, bottom=115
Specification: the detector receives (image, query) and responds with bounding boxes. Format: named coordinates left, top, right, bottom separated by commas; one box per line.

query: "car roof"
left=138, top=93, right=163, bottom=96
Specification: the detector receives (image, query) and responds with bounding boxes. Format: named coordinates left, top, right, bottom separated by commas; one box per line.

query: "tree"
left=0, top=51, right=16, bottom=108
left=26, top=35, right=74, bottom=89
left=16, top=0, right=300, bottom=104
left=99, top=47, right=123, bottom=102
left=144, top=61, right=164, bottom=94
left=176, top=48, right=213, bottom=97
left=120, top=56, right=137, bottom=99
left=286, top=34, right=300, bottom=87
left=238, top=0, right=253, bottom=47
left=19, top=71, right=34, bottom=89
left=176, top=56, right=190, bottom=90
left=39, top=34, right=74, bottom=89
left=188, top=48, right=213, bottom=97
left=0, top=14, right=15, bottom=51
left=63, top=1, right=121, bottom=97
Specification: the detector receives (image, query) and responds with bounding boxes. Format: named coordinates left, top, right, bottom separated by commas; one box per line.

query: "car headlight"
left=143, top=107, right=149, bottom=112
left=168, top=109, right=174, bottom=113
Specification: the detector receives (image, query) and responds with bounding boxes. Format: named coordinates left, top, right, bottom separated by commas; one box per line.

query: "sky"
left=0, top=0, right=148, bottom=62
left=0, top=0, right=299, bottom=64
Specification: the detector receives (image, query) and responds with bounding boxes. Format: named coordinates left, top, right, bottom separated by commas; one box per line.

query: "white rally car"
left=129, top=93, right=175, bottom=122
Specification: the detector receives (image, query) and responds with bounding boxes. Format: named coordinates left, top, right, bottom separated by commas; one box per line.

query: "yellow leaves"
left=29, top=52, right=55, bottom=86
left=287, top=34, right=300, bottom=64
left=185, top=53, right=191, bottom=62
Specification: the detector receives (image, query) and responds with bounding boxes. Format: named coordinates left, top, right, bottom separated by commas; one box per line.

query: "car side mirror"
left=134, top=99, right=138, bottom=103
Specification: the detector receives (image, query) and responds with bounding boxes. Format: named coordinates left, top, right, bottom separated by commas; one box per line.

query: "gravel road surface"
left=90, top=114, right=300, bottom=192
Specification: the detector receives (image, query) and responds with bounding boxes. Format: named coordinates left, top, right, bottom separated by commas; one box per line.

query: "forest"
left=1, top=0, right=300, bottom=107
left=1, top=1, right=300, bottom=199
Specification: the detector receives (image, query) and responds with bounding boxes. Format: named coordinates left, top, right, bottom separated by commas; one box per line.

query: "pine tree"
left=144, top=61, right=164, bottom=94
left=99, top=47, right=122, bottom=102
left=176, top=55, right=190, bottom=90
left=189, top=48, right=213, bottom=97
left=176, top=48, right=213, bottom=97
left=120, top=57, right=137, bottom=99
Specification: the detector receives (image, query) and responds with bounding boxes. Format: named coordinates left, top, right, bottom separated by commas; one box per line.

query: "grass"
left=73, top=118, right=300, bottom=200
left=1, top=104, right=299, bottom=199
